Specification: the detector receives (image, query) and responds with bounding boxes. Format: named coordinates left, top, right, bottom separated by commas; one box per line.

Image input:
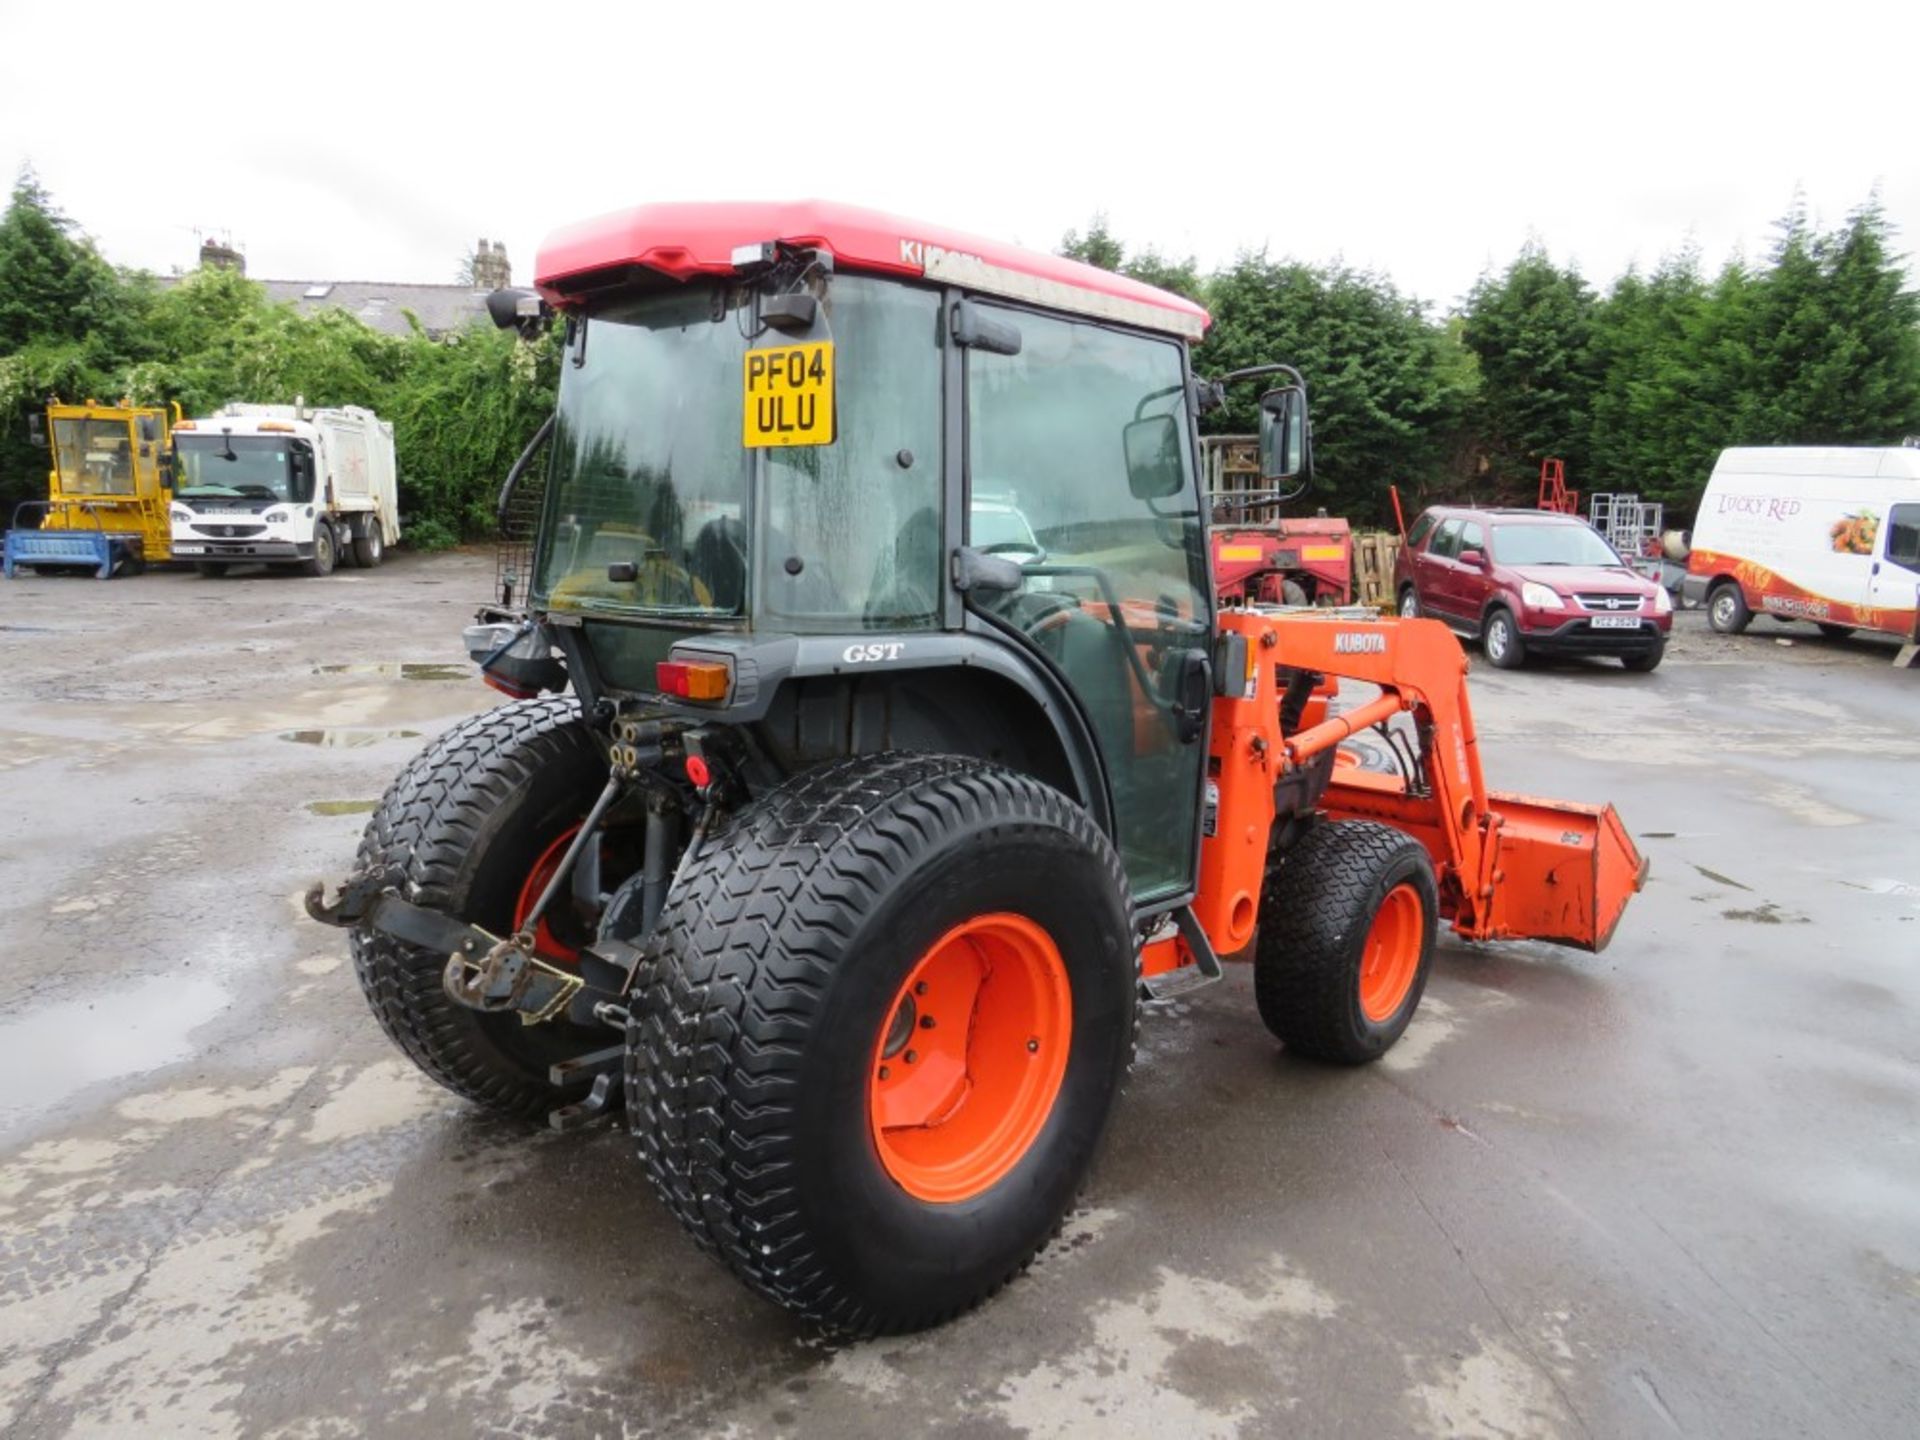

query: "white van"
left=1683, top=446, right=1920, bottom=642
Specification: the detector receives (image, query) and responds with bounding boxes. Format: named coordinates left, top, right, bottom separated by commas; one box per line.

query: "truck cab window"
left=1886, top=504, right=1920, bottom=570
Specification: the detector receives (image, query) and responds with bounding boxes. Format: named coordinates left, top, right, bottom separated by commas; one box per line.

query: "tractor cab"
left=492, top=201, right=1276, bottom=904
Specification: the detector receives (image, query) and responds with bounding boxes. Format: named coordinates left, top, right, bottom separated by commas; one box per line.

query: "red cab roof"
left=535, top=200, right=1210, bottom=340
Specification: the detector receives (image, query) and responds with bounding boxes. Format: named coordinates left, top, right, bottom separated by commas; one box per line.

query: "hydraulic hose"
left=495, top=412, right=557, bottom=532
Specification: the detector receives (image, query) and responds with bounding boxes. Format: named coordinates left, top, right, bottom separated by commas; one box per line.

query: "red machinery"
left=1211, top=515, right=1354, bottom=605
left=1537, top=457, right=1579, bottom=515
left=1204, top=435, right=1353, bottom=604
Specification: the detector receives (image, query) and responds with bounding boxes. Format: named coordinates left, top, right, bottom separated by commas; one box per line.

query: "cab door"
left=963, top=303, right=1211, bottom=903
left=1421, top=518, right=1465, bottom=619
left=1870, top=502, right=1920, bottom=632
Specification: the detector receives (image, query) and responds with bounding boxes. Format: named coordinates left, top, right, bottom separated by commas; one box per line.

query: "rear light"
left=655, top=659, right=730, bottom=701
left=482, top=671, right=535, bottom=700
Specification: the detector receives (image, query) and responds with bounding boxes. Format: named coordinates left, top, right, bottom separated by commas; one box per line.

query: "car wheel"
left=1398, top=587, right=1419, bottom=619
left=1621, top=640, right=1665, bottom=673
left=1483, top=608, right=1525, bottom=669
left=1707, top=582, right=1750, bottom=635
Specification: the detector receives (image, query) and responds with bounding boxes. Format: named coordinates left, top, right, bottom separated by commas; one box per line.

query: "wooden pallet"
left=1351, top=531, right=1402, bottom=609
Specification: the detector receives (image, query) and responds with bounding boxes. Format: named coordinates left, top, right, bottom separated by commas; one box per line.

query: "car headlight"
left=263, top=509, right=288, bottom=524
left=1521, top=581, right=1563, bottom=609
left=1652, top=586, right=1672, bottom=614
left=170, top=507, right=190, bottom=523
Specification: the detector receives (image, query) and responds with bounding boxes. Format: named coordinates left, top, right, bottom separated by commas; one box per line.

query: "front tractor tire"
left=349, top=697, right=612, bottom=1118
left=626, top=753, right=1136, bottom=1335
left=1254, top=821, right=1438, bottom=1064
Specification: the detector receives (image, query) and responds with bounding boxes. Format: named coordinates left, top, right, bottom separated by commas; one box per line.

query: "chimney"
left=199, top=238, right=246, bottom=274
left=472, top=238, right=511, bottom=290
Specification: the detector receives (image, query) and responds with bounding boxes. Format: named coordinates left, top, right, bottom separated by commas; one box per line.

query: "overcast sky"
left=3, top=0, right=1915, bottom=314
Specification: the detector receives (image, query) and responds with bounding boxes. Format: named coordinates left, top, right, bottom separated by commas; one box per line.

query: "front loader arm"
left=1183, top=609, right=1646, bottom=968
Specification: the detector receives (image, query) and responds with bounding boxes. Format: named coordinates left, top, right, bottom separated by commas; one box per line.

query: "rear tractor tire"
left=626, top=753, right=1136, bottom=1335
left=349, top=696, right=622, bottom=1119
left=1254, top=820, right=1438, bottom=1064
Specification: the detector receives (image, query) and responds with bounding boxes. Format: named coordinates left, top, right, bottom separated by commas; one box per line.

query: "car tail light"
left=656, top=659, right=730, bottom=702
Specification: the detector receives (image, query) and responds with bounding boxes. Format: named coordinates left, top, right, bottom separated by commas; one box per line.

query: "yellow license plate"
left=743, top=341, right=834, bottom=448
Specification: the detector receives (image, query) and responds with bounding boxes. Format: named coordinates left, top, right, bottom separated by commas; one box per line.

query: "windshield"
left=534, top=274, right=942, bottom=628
left=175, top=435, right=311, bottom=502
left=52, top=418, right=136, bottom=495
left=1491, top=522, right=1623, bottom=567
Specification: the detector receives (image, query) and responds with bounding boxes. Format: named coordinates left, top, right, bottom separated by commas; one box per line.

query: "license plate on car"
left=1591, top=615, right=1641, bottom=629
left=743, top=341, right=834, bottom=448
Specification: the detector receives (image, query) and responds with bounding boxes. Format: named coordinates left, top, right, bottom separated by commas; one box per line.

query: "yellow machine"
left=33, top=400, right=180, bottom=563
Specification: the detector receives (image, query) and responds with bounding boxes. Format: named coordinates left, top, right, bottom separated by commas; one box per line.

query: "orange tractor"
left=309, top=202, right=1646, bottom=1335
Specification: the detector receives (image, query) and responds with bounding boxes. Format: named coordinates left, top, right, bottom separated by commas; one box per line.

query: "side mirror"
left=26, top=413, right=46, bottom=448
left=1459, top=547, right=1488, bottom=569
left=1123, top=413, right=1186, bottom=501
left=1257, top=385, right=1309, bottom=481
left=487, top=287, right=549, bottom=336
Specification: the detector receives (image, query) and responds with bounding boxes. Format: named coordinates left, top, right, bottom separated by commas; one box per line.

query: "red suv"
left=1393, top=507, right=1672, bottom=671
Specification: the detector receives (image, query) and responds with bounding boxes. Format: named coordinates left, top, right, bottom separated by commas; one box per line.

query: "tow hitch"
left=304, top=880, right=586, bottom=1024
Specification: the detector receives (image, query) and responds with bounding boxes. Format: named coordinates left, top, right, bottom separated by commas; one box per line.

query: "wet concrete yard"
left=2, top=552, right=1917, bottom=1438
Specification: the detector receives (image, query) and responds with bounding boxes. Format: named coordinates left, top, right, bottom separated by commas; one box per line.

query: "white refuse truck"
left=169, top=403, right=399, bottom=576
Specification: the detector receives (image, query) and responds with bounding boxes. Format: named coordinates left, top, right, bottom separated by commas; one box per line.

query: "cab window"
left=1886, top=503, right=1920, bottom=571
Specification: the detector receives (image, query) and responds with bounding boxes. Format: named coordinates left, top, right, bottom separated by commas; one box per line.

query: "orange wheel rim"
left=1358, top=883, right=1422, bottom=1022
left=513, top=825, right=581, bottom=965
left=868, top=913, right=1072, bottom=1203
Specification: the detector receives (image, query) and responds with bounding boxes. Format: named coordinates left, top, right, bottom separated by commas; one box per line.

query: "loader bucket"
left=1481, top=792, right=1648, bottom=952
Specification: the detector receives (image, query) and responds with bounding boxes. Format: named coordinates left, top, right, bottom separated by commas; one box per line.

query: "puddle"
left=313, top=662, right=469, bottom=681
left=1640, top=831, right=1676, bottom=839
left=1722, top=902, right=1808, bottom=925
left=279, top=729, right=420, bottom=748
left=1840, top=878, right=1920, bottom=899
left=0, top=975, right=230, bottom=1138
left=1691, top=864, right=1752, bottom=892
left=306, top=799, right=379, bottom=816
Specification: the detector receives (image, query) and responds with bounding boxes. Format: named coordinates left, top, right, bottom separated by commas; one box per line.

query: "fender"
left=635, top=622, right=1115, bottom=839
